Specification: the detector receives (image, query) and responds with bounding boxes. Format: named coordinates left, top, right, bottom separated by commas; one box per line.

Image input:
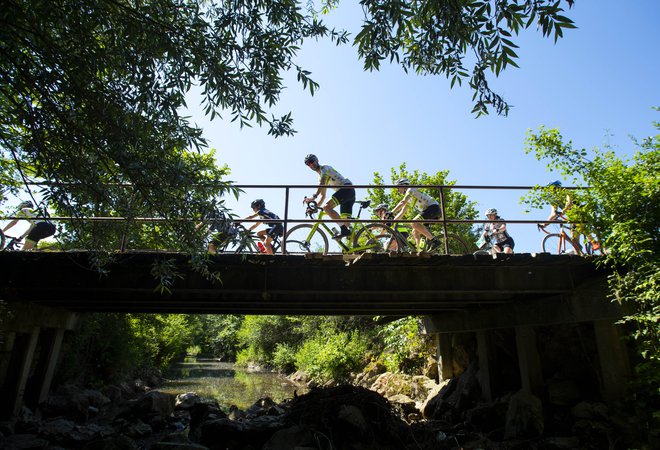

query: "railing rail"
left=2, top=183, right=585, bottom=254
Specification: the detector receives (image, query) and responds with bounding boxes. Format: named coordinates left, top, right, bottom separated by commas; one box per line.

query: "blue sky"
left=192, top=1, right=659, bottom=253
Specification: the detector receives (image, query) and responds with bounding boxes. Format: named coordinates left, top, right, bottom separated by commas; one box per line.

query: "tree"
left=368, top=163, right=480, bottom=247
left=522, top=118, right=660, bottom=445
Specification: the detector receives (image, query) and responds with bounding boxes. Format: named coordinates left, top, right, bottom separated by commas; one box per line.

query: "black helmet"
left=18, top=200, right=34, bottom=209
left=395, top=178, right=410, bottom=186
left=304, top=154, right=318, bottom=165
left=250, top=199, right=265, bottom=210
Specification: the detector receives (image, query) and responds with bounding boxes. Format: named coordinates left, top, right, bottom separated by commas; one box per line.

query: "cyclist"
left=390, top=178, right=441, bottom=250
left=2, top=200, right=56, bottom=250
left=244, top=199, right=283, bottom=255
left=196, top=207, right=235, bottom=254
left=539, top=180, right=600, bottom=253
left=303, top=154, right=355, bottom=240
left=482, top=208, right=514, bottom=254
left=374, top=203, right=409, bottom=251
left=541, top=180, right=572, bottom=226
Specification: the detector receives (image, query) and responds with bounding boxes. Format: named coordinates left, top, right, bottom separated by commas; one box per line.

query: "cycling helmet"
left=304, top=154, right=318, bottom=165
left=484, top=208, right=498, bottom=217
left=250, top=199, right=265, bottom=210
left=546, top=180, right=562, bottom=187
left=374, top=203, right=388, bottom=212
left=18, top=201, right=34, bottom=209
left=395, top=178, right=410, bottom=186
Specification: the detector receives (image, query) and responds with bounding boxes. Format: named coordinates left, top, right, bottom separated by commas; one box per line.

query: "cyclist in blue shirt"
left=244, top=199, right=283, bottom=254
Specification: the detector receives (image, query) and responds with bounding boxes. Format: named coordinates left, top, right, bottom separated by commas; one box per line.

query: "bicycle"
left=0, top=231, right=22, bottom=251
left=392, top=222, right=469, bottom=255
left=537, top=213, right=583, bottom=255
left=284, top=200, right=403, bottom=255
left=473, top=232, right=493, bottom=256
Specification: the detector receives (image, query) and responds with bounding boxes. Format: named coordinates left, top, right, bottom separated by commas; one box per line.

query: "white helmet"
left=484, top=208, right=497, bottom=217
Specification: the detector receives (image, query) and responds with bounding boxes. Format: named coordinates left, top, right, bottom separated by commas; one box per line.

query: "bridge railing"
left=1, top=183, right=582, bottom=254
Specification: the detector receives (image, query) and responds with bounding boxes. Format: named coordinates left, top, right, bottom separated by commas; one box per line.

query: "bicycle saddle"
left=358, top=200, right=371, bottom=209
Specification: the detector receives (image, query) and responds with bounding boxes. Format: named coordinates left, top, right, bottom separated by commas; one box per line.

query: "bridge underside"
left=1, top=251, right=608, bottom=316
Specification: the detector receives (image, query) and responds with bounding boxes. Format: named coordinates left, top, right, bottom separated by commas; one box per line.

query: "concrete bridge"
left=0, top=251, right=629, bottom=418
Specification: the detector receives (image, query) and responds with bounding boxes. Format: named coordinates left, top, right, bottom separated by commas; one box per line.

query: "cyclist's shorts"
left=419, top=204, right=440, bottom=220
left=26, top=221, right=55, bottom=242
left=267, top=224, right=284, bottom=238
left=331, top=186, right=356, bottom=216
left=494, top=236, right=515, bottom=251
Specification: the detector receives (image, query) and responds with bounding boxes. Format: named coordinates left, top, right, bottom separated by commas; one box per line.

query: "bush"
left=295, top=329, right=369, bottom=384
left=272, top=343, right=297, bottom=373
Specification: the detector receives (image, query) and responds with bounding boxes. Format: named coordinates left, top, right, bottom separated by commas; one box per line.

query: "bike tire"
left=542, top=233, right=582, bottom=255
left=352, top=223, right=403, bottom=254
left=424, top=234, right=469, bottom=255
left=473, top=249, right=491, bottom=256
left=0, top=231, right=5, bottom=251
left=283, top=224, right=329, bottom=255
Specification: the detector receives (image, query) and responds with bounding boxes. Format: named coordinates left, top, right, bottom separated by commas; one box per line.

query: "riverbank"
left=0, top=360, right=634, bottom=449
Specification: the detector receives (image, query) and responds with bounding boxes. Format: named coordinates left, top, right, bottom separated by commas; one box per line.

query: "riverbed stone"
left=262, top=425, right=317, bottom=450
left=504, top=390, right=544, bottom=439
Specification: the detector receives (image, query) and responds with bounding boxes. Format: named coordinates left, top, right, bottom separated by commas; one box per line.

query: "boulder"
left=504, top=390, right=544, bottom=439
left=262, top=425, right=318, bottom=450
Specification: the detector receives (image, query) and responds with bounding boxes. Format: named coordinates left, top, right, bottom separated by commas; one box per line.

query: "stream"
left=160, top=357, right=306, bottom=410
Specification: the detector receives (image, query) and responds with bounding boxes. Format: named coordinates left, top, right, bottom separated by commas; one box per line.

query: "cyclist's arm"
left=2, top=219, right=18, bottom=233
left=243, top=213, right=262, bottom=231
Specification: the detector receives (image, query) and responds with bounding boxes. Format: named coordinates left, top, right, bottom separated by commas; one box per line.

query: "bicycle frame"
left=293, top=202, right=393, bottom=254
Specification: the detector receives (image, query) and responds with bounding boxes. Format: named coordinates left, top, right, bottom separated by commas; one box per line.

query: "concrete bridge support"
left=0, top=303, right=77, bottom=419
left=423, top=281, right=630, bottom=405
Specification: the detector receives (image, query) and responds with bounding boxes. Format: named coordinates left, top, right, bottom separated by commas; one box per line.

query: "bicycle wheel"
left=0, top=231, right=5, bottom=250
left=352, top=223, right=403, bottom=254
left=473, top=248, right=491, bottom=256
left=542, top=233, right=582, bottom=255
left=425, top=234, right=469, bottom=255
left=283, top=224, right=329, bottom=255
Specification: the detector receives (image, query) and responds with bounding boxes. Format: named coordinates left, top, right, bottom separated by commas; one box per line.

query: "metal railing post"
left=282, top=187, right=290, bottom=255
left=438, top=186, right=450, bottom=254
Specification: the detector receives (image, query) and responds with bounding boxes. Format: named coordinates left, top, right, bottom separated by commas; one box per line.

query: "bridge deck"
left=0, top=251, right=607, bottom=315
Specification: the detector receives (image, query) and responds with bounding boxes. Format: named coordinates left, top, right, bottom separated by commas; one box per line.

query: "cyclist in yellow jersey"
left=390, top=178, right=441, bottom=250
left=303, top=154, right=355, bottom=239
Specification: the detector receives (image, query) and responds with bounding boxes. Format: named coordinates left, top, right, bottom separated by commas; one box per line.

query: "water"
left=161, top=357, right=306, bottom=411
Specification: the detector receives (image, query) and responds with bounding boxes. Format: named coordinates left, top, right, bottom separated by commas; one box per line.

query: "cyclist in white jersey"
left=303, top=154, right=355, bottom=239
left=391, top=178, right=442, bottom=250
left=2, top=201, right=56, bottom=250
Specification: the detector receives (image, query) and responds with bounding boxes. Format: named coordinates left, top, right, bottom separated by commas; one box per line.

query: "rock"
left=175, top=392, right=202, bottom=410
left=150, top=442, right=209, bottom=450
left=41, top=386, right=90, bottom=421
left=540, top=436, right=581, bottom=449
left=547, top=379, right=582, bottom=406
left=199, top=415, right=285, bottom=450
left=571, top=401, right=609, bottom=420
left=83, top=389, right=111, bottom=408
left=423, top=361, right=481, bottom=421
left=337, top=404, right=368, bottom=435
left=126, top=390, right=175, bottom=419
left=80, top=435, right=137, bottom=449
left=0, top=433, right=49, bottom=449
left=102, top=385, right=123, bottom=403
left=262, top=425, right=318, bottom=450
left=504, top=390, right=544, bottom=439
